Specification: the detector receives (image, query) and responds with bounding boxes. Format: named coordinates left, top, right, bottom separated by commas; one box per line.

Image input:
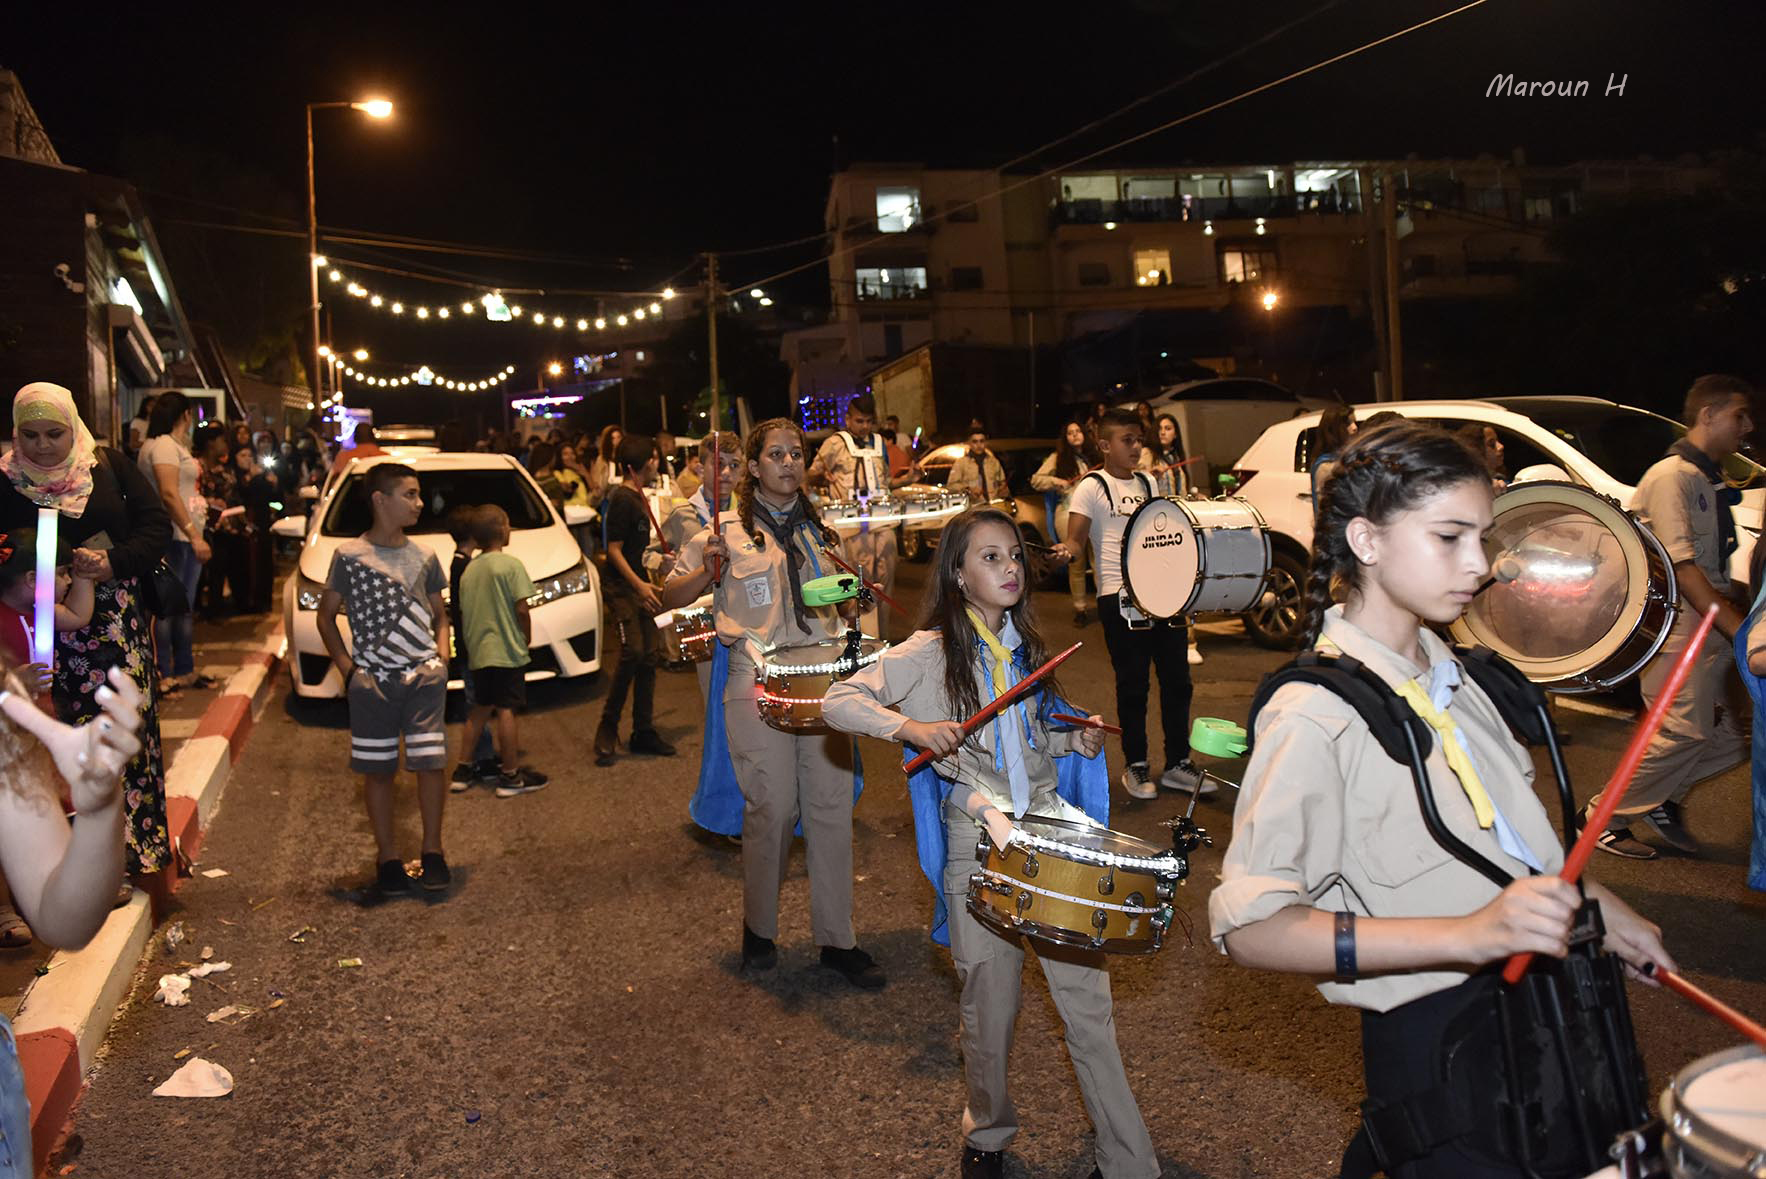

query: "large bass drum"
left=1448, top=481, right=1678, bottom=694
left=1121, top=496, right=1270, bottom=618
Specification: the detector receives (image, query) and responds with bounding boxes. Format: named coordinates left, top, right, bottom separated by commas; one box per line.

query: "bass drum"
left=1448, top=481, right=1678, bottom=694
left=1120, top=496, right=1270, bottom=618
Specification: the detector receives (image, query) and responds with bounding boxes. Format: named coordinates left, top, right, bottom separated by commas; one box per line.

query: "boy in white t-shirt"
left=1052, top=408, right=1203, bottom=801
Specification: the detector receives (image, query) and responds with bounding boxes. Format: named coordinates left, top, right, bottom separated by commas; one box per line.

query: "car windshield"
left=1493, top=400, right=1766, bottom=489
left=321, top=468, right=553, bottom=537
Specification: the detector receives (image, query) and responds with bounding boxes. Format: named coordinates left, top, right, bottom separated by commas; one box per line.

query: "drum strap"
left=1081, top=469, right=1154, bottom=516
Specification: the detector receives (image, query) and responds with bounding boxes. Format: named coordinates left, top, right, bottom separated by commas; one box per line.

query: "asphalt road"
left=63, top=560, right=1766, bottom=1179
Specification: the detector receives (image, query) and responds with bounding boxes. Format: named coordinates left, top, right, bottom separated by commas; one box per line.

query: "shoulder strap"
left=1247, top=650, right=1430, bottom=766
left=1135, top=470, right=1154, bottom=498
left=1452, top=644, right=1554, bottom=747
left=1081, top=470, right=1109, bottom=499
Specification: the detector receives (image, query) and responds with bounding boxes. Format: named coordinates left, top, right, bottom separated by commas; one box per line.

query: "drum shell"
left=1121, top=496, right=1271, bottom=618
left=755, top=637, right=888, bottom=733
left=666, top=607, right=715, bottom=664
left=1659, top=1044, right=1766, bottom=1179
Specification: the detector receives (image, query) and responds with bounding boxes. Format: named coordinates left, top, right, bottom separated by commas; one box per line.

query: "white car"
left=1229, top=396, right=1766, bottom=647
left=275, top=451, right=602, bottom=698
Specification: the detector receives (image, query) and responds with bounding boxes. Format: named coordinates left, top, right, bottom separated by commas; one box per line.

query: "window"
left=949, top=266, right=983, bottom=291
left=883, top=324, right=903, bottom=357
left=876, top=186, right=921, bottom=232
left=1219, top=245, right=1278, bottom=284
left=854, top=267, right=928, bottom=300
left=323, top=469, right=551, bottom=537
left=1077, top=261, right=1112, bottom=287
left=1133, top=248, right=1171, bottom=286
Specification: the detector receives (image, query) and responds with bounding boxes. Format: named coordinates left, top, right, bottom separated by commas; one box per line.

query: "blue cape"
left=1732, top=594, right=1766, bottom=892
left=905, top=691, right=1110, bottom=946
left=688, top=640, right=863, bottom=837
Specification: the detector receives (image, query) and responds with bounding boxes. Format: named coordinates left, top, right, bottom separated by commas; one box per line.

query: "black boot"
left=629, top=729, right=677, bottom=756
left=960, top=1147, right=1003, bottom=1179
left=741, top=924, right=777, bottom=971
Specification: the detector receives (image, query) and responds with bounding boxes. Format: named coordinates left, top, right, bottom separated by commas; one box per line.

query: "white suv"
left=1230, top=396, right=1766, bottom=648
left=276, top=452, right=602, bottom=698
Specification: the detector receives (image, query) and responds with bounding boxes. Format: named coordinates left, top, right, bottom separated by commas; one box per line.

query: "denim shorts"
left=0, top=1016, right=35, bottom=1179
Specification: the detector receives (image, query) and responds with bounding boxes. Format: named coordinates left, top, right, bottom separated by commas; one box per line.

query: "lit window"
left=876, top=187, right=920, bottom=232
left=1219, top=246, right=1279, bottom=284
left=855, top=267, right=928, bottom=300
left=635, top=351, right=646, bottom=361
left=1133, top=248, right=1171, bottom=286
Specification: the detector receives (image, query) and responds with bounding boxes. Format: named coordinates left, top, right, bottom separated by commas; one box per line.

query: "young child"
left=1209, top=423, right=1673, bottom=1177
left=455, top=505, right=547, bottom=798
left=444, top=507, right=498, bottom=790
left=595, top=433, right=675, bottom=766
left=1051, top=407, right=1200, bottom=801
left=0, top=526, right=95, bottom=701
left=316, top=462, right=452, bottom=894
left=663, top=418, right=884, bottom=990
left=822, top=507, right=1158, bottom=1179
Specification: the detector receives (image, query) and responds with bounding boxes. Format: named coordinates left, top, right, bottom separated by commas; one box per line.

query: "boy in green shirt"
left=455, top=505, right=549, bottom=797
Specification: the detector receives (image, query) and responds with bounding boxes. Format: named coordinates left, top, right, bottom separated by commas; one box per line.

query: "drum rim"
left=1121, top=495, right=1271, bottom=619
left=1120, top=495, right=1206, bottom=618
left=1447, top=481, right=1678, bottom=692
left=1005, top=813, right=1184, bottom=875
left=1660, top=1043, right=1766, bottom=1170
left=965, top=894, right=1167, bottom=956
left=758, top=636, right=889, bottom=676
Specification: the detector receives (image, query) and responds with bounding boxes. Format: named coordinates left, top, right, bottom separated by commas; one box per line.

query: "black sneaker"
left=1594, top=826, right=1659, bottom=860
left=376, top=858, right=413, bottom=893
left=493, top=767, right=550, bottom=798
left=960, top=1147, right=1004, bottom=1179
left=448, top=764, right=476, bottom=793
left=419, top=852, right=451, bottom=891
left=1639, top=802, right=1699, bottom=854
left=741, top=925, right=777, bottom=972
left=819, top=944, right=886, bottom=990
left=629, top=730, right=677, bottom=757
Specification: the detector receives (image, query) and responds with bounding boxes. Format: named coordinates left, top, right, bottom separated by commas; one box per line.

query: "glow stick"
left=1503, top=602, right=1718, bottom=984
left=33, top=507, right=56, bottom=664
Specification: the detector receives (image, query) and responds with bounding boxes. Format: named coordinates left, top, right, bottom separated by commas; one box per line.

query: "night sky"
left=9, top=0, right=1764, bottom=382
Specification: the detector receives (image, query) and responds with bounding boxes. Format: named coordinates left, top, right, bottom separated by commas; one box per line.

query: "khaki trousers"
left=841, top=527, right=898, bottom=636
left=724, top=663, right=856, bottom=948
left=1595, top=610, right=1749, bottom=826
left=942, top=809, right=1160, bottom=1178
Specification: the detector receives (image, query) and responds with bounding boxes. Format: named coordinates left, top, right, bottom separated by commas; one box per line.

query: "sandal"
left=0, top=907, right=32, bottom=949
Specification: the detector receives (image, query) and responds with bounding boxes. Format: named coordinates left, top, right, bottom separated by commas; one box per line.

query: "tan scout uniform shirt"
left=811, top=431, right=892, bottom=502
left=822, top=628, right=1081, bottom=821
left=1208, top=606, right=1563, bottom=1013
left=674, top=508, right=846, bottom=667
left=1630, top=451, right=1733, bottom=594
left=947, top=452, right=1009, bottom=502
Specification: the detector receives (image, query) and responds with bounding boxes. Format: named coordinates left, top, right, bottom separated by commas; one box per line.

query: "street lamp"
left=306, top=97, right=393, bottom=410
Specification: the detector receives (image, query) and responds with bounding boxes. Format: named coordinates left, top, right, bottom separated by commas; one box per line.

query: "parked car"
left=1228, top=396, right=1766, bottom=648
left=1127, top=377, right=1335, bottom=494
left=893, top=439, right=1060, bottom=568
left=274, top=451, right=603, bottom=698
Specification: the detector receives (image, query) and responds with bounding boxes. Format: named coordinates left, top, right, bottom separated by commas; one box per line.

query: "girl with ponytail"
left=1210, top=422, right=1673, bottom=1178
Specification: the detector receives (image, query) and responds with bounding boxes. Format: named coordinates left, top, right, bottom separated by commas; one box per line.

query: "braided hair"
left=1302, top=421, right=1490, bottom=646
left=735, top=418, right=838, bottom=552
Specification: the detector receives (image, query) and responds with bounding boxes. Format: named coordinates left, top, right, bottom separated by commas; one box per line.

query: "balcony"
left=1052, top=192, right=1363, bottom=227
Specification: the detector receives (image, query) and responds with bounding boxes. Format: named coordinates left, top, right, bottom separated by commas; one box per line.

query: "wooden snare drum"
left=967, top=815, right=1188, bottom=954
left=755, top=635, right=888, bottom=732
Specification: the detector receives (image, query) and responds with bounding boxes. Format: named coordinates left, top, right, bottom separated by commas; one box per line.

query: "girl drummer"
left=1208, top=422, right=1675, bottom=1178
left=822, top=507, right=1161, bottom=1179
left=662, top=418, right=886, bottom=990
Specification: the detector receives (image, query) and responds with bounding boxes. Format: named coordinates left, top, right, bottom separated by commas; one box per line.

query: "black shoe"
left=629, top=730, right=677, bottom=757
left=960, top=1147, right=1004, bottom=1179
left=1580, top=803, right=1659, bottom=860
left=741, top=925, right=777, bottom=972
left=594, top=727, right=618, bottom=767
left=376, top=858, right=412, bottom=893
left=419, top=852, right=451, bottom=891
left=1639, top=801, right=1700, bottom=854
left=819, top=944, right=886, bottom=990
left=493, top=767, right=550, bottom=798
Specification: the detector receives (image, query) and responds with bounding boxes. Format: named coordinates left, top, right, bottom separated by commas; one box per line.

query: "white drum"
left=1659, top=1044, right=1766, bottom=1178
left=1121, top=496, right=1271, bottom=618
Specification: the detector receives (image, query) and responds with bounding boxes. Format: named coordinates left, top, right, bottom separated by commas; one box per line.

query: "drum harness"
left=1082, top=470, right=1169, bottom=632
left=1247, top=646, right=1650, bottom=1179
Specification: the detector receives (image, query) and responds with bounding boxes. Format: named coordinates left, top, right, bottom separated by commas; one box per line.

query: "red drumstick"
left=1503, top=603, right=1719, bottom=985
left=1641, top=962, right=1766, bottom=1051
left=904, top=642, right=1082, bottom=774
left=708, top=439, right=724, bottom=582
left=627, top=465, right=672, bottom=556
left=818, top=544, right=910, bottom=618
left=1050, top=711, right=1122, bottom=735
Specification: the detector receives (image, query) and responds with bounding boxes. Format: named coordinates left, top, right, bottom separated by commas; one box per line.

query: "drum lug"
left=1090, top=909, right=1109, bottom=947
left=1125, top=891, right=1144, bottom=909
left=1022, top=852, right=1039, bottom=879
left=1097, top=867, right=1115, bottom=896
left=1014, top=890, right=1033, bottom=922
left=1155, top=879, right=1175, bottom=902
left=975, top=832, right=993, bottom=861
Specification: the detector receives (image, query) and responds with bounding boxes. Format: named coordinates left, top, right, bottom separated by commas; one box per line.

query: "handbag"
left=140, top=557, right=189, bottom=618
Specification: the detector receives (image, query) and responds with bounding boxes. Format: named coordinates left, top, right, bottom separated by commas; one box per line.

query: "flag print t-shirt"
left=326, top=537, right=447, bottom=677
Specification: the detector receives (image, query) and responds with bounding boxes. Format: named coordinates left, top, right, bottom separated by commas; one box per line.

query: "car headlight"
left=296, top=572, right=328, bottom=611
left=527, top=560, right=593, bottom=607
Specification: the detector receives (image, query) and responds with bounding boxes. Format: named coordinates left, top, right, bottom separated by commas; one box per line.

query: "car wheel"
left=1020, top=524, right=1060, bottom=588
left=900, top=529, right=927, bottom=562
left=1244, top=548, right=1308, bottom=650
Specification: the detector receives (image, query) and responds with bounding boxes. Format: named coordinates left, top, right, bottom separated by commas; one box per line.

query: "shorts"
left=347, top=659, right=447, bottom=773
left=471, top=664, right=528, bottom=710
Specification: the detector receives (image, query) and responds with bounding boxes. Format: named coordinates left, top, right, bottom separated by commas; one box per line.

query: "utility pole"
left=707, top=253, right=720, bottom=436
left=305, top=105, right=321, bottom=412
left=1381, top=168, right=1405, bottom=402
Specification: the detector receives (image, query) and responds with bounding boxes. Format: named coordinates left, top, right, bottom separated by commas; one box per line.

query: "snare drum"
left=1448, top=482, right=1679, bottom=693
left=755, top=635, right=888, bottom=731
left=1121, top=496, right=1270, bottom=618
left=670, top=606, right=715, bottom=663
left=897, top=488, right=969, bottom=531
left=823, top=496, right=906, bottom=536
left=967, top=815, right=1187, bottom=954
left=1658, top=1044, right=1765, bottom=1178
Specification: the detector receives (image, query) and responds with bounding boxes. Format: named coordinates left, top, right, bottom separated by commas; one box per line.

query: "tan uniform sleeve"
left=674, top=527, right=710, bottom=578
left=1208, top=683, right=1352, bottom=951
left=810, top=435, right=843, bottom=481
left=1632, top=466, right=1698, bottom=566
left=821, top=634, right=933, bottom=741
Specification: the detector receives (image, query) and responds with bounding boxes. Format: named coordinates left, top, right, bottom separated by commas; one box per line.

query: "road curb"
left=15, top=623, right=286, bottom=1175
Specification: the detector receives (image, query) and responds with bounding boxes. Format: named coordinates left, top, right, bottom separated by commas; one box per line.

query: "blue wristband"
left=1334, top=910, right=1357, bottom=983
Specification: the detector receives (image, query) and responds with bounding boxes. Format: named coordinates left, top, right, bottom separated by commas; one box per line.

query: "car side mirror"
left=270, top=516, right=307, bottom=539
left=563, top=504, right=594, bottom=527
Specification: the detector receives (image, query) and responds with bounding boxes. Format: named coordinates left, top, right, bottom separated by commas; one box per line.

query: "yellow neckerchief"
left=1316, top=633, right=1495, bottom=829
left=967, top=606, right=1013, bottom=692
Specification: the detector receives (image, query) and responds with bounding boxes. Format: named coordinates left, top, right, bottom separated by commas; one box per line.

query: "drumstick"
left=1050, top=712, right=1122, bottom=735
left=1503, top=602, right=1719, bottom=985
left=626, top=465, right=672, bottom=556
left=708, top=442, right=723, bottom=582
left=904, top=642, right=1082, bottom=774
left=1639, top=961, right=1766, bottom=1051
left=817, top=544, right=909, bottom=618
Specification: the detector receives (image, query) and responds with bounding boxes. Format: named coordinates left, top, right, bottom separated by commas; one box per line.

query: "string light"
left=334, top=359, right=519, bottom=390
left=321, top=261, right=676, bottom=332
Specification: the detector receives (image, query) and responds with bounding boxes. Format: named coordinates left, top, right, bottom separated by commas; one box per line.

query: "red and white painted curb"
left=13, top=623, right=287, bottom=1175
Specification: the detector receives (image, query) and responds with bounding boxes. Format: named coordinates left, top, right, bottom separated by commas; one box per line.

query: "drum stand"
left=1161, top=717, right=1244, bottom=858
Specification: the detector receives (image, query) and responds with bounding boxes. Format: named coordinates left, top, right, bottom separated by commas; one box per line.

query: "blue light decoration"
left=571, top=353, right=608, bottom=379
left=511, top=394, right=584, bottom=419
left=796, top=390, right=864, bottom=433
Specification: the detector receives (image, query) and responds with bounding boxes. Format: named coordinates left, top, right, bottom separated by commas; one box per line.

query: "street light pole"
left=304, top=99, right=392, bottom=413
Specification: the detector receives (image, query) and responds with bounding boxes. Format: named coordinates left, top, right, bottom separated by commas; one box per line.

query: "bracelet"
left=1334, top=910, right=1358, bottom=984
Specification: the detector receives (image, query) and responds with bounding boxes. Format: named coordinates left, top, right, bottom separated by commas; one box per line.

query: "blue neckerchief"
left=1733, top=587, right=1766, bottom=893
left=974, top=631, right=1040, bottom=817
left=903, top=696, right=1110, bottom=946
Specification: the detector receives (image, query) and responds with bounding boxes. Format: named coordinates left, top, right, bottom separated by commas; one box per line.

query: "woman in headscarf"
left=0, top=383, right=174, bottom=905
